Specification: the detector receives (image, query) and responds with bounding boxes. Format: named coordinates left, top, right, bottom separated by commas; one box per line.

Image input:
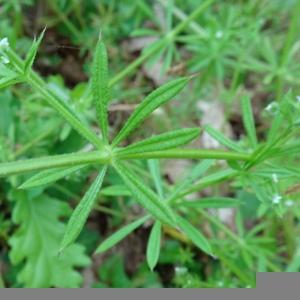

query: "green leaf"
left=242, top=95, right=257, bottom=148
left=146, top=221, right=162, bottom=270
left=117, top=128, right=200, bottom=155
left=204, top=125, right=243, bottom=152
left=60, top=167, right=107, bottom=251
left=148, top=159, right=164, bottom=199
left=24, top=28, right=46, bottom=76
left=100, top=184, right=131, bottom=196
left=0, top=150, right=109, bottom=177
left=180, top=197, right=241, bottom=209
left=19, top=166, right=84, bottom=189
left=113, top=161, right=176, bottom=225
left=92, top=40, right=110, bottom=142
left=177, top=215, right=212, bottom=255
left=182, top=169, right=238, bottom=197
left=9, top=190, right=90, bottom=288
left=112, top=77, right=189, bottom=146
left=95, top=216, right=149, bottom=253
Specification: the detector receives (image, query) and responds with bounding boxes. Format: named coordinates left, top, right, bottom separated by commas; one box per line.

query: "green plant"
left=1, top=28, right=299, bottom=269
left=1, top=0, right=300, bottom=289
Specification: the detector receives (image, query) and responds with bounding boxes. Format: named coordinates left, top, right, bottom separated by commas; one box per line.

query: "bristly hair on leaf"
left=24, top=27, right=46, bottom=76
left=112, top=77, right=190, bottom=146
left=92, top=36, right=110, bottom=143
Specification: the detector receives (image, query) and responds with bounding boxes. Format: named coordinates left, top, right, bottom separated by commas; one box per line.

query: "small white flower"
left=285, top=200, right=294, bottom=207
left=175, top=266, right=187, bottom=275
left=1, top=56, right=9, bottom=64
left=272, top=194, right=282, bottom=204
left=0, top=37, right=9, bottom=50
left=215, top=30, right=223, bottom=39
left=265, top=102, right=279, bottom=115
left=296, top=96, right=300, bottom=103
left=272, top=173, right=278, bottom=183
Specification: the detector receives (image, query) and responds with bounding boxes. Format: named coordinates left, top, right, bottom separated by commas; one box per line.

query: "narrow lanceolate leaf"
left=168, top=160, right=214, bottom=201
left=19, top=166, right=84, bottom=189
left=177, top=215, right=212, bottom=255
left=112, top=77, right=189, bottom=146
left=24, top=28, right=46, bottom=76
left=148, top=159, right=164, bottom=199
left=113, top=161, right=176, bottom=225
left=116, top=128, right=201, bottom=156
left=180, top=197, right=241, bottom=209
left=204, top=125, right=243, bottom=152
left=60, top=167, right=107, bottom=252
left=146, top=221, right=162, bottom=270
left=92, top=40, right=110, bottom=142
left=242, top=96, right=257, bottom=148
left=95, top=215, right=149, bottom=254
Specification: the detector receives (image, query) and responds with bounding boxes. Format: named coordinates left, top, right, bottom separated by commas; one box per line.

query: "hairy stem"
left=0, top=151, right=110, bottom=177
left=116, top=149, right=251, bottom=161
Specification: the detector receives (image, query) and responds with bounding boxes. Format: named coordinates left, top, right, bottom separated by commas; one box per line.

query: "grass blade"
left=242, top=96, right=257, bottom=148
left=146, top=221, right=162, bottom=271
left=177, top=215, right=212, bottom=255
left=112, top=77, right=189, bottom=146
left=60, top=167, right=107, bottom=252
left=116, top=128, right=200, bottom=155
left=19, top=166, right=84, bottom=189
left=180, top=197, right=241, bottom=209
left=92, top=40, right=109, bottom=142
left=113, top=161, right=176, bottom=225
left=95, top=215, right=149, bottom=254
left=204, top=125, right=244, bottom=152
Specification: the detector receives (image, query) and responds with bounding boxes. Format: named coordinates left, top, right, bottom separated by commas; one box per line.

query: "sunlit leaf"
left=92, top=40, right=109, bottom=142
left=117, top=128, right=200, bottom=155
left=242, top=96, right=257, bottom=148
left=60, top=167, right=107, bottom=251
left=24, top=28, right=46, bottom=75
left=19, top=166, right=84, bottom=189
left=180, top=197, right=241, bottom=209
left=112, top=77, right=189, bottom=146
left=205, top=125, right=243, bottom=152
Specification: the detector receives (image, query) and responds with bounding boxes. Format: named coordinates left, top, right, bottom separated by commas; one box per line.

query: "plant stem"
left=116, top=149, right=251, bottom=161
left=0, top=148, right=250, bottom=177
left=0, top=151, right=109, bottom=177
left=5, top=49, right=104, bottom=149
left=108, top=0, right=215, bottom=87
